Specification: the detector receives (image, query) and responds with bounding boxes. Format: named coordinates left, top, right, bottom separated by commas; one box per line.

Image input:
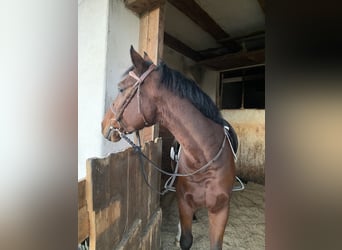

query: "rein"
left=109, top=126, right=244, bottom=195
left=115, top=127, right=226, bottom=177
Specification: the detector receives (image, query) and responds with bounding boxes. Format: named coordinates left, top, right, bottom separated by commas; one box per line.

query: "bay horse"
left=101, top=46, right=236, bottom=250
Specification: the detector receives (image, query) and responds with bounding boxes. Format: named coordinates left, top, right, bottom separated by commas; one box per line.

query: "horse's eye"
left=118, top=87, right=124, bottom=93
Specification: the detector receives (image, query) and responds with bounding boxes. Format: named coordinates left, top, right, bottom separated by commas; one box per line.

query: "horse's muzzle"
left=102, top=124, right=122, bottom=142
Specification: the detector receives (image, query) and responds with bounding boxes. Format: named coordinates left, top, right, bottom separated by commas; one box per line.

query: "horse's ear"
left=130, top=45, right=145, bottom=73
left=143, top=51, right=153, bottom=63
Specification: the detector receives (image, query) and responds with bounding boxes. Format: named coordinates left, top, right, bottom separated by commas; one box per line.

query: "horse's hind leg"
left=177, top=199, right=194, bottom=250
left=208, top=205, right=229, bottom=250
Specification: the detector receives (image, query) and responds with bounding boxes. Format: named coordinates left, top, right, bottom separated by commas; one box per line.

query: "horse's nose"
left=101, top=120, right=111, bottom=139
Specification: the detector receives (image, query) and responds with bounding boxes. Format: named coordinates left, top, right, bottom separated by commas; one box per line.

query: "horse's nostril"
left=104, top=126, right=113, bottom=140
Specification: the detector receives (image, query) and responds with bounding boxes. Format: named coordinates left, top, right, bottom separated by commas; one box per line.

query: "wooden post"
left=138, top=3, right=165, bottom=143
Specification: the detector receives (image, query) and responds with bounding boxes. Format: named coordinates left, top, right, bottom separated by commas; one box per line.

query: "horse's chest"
left=184, top=186, right=206, bottom=207
left=182, top=180, right=229, bottom=210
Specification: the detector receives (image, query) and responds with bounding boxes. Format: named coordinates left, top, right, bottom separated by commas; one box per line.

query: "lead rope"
left=135, top=131, right=166, bottom=195
left=134, top=131, right=182, bottom=195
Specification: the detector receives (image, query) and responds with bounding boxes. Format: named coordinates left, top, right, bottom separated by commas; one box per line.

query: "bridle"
left=107, top=64, right=156, bottom=136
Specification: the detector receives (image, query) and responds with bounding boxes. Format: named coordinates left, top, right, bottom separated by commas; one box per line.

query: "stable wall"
left=163, top=46, right=200, bottom=81
left=78, top=0, right=140, bottom=179
left=222, top=109, right=265, bottom=184
left=101, top=0, right=140, bottom=157
left=78, top=0, right=109, bottom=179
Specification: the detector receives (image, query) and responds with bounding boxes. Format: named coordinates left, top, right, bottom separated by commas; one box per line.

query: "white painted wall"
left=78, top=0, right=140, bottom=179
left=163, top=46, right=202, bottom=84
left=163, top=46, right=218, bottom=101
left=102, top=0, right=140, bottom=156
left=199, top=70, right=218, bottom=101
left=163, top=46, right=197, bottom=77
left=78, top=0, right=109, bottom=179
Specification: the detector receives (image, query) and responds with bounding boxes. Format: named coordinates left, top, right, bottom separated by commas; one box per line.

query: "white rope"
left=233, top=176, right=245, bottom=191
left=224, top=125, right=238, bottom=161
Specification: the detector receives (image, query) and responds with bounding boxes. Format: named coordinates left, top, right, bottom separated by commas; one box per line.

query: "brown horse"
left=101, top=46, right=236, bottom=250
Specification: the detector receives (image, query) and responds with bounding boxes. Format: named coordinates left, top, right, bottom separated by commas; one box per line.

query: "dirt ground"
left=160, top=182, right=265, bottom=250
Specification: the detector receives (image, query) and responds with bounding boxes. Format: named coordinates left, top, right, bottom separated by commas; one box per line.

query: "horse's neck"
left=156, top=94, right=223, bottom=166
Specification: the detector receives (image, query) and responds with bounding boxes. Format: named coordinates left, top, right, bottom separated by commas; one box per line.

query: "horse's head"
left=101, top=46, right=158, bottom=142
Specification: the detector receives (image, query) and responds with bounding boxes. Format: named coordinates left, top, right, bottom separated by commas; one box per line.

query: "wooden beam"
left=139, top=6, right=165, bottom=63
left=218, top=30, right=265, bottom=43
left=198, top=49, right=265, bottom=70
left=168, top=0, right=240, bottom=51
left=168, top=0, right=226, bottom=40
left=139, top=4, right=165, bottom=142
left=124, top=0, right=165, bottom=15
left=164, top=32, right=203, bottom=61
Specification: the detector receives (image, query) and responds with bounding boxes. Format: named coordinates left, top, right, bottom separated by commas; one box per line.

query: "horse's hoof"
left=193, top=214, right=198, bottom=222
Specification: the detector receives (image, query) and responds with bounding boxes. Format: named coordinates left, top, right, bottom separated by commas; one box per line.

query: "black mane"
left=157, top=62, right=225, bottom=126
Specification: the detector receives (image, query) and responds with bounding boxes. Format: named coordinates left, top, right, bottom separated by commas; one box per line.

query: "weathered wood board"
left=86, top=138, right=162, bottom=250
left=78, top=179, right=90, bottom=244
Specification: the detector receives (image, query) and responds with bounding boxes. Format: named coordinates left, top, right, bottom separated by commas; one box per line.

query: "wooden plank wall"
left=85, top=138, right=162, bottom=250
left=78, top=179, right=90, bottom=243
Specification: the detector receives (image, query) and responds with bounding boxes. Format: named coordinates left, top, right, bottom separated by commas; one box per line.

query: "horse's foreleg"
left=175, top=213, right=197, bottom=245
left=177, top=199, right=194, bottom=250
left=208, top=205, right=229, bottom=250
